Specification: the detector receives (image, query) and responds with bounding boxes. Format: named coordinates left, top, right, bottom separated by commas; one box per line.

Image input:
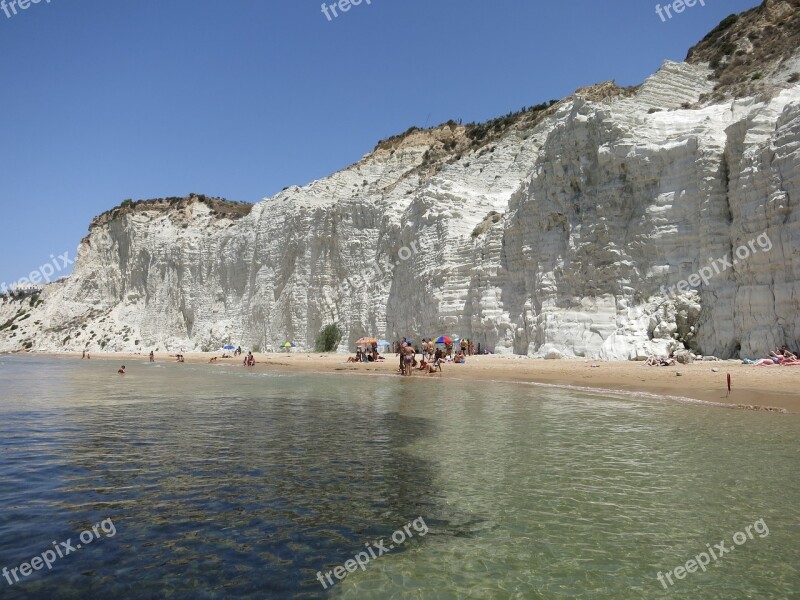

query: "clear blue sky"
left=0, top=0, right=761, bottom=286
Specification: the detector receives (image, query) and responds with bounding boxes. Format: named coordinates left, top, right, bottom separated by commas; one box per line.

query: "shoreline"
left=13, top=351, right=800, bottom=414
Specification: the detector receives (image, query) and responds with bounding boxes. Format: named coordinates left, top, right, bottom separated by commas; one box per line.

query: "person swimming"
left=118, top=366, right=126, bottom=374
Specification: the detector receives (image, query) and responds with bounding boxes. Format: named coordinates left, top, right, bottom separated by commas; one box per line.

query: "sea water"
left=0, top=355, right=797, bottom=598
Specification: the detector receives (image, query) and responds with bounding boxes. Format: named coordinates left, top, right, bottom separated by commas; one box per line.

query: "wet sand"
left=38, top=351, right=800, bottom=414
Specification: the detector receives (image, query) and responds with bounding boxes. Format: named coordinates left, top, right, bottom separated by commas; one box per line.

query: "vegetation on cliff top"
left=372, top=80, right=637, bottom=185
left=686, top=0, right=800, bottom=100
left=373, top=100, right=563, bottom=155
left=90, top=194, right=253, bottom=230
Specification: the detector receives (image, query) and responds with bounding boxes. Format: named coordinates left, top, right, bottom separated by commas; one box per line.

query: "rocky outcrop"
left=2, top=7, right=799, bottom=359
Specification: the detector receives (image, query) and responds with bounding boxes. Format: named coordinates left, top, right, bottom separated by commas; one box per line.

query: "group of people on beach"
left=745, top=346, right=800, bottom=366
left=346, top=342, right=384, bottom=363
left=643, top=344, right=800, bottom=367
left=406, top=338, right=478, bottom=357
left=645, top=355, right=676, bottom=367
left=396, top=337, right=472, bottom=376
left=344, top=336, right=473, bottom=376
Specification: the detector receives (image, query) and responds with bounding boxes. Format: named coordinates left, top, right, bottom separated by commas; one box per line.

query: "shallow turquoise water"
left=0, top=355, right=797, bottom=598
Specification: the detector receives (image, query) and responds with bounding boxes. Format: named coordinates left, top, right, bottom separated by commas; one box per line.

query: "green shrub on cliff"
left=315, top=324, right=342, bottom=353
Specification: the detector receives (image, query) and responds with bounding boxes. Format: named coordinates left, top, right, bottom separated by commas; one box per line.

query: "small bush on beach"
left=315, top=324, right=343, bottom=352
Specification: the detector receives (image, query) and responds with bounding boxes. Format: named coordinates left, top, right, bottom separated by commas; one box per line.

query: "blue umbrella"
left=223, top=345, right=235, bottom=350
left=377, top=340, right=391, bottom=346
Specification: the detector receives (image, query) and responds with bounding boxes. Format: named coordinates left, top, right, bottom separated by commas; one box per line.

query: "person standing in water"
left=149, top=351, right=155, bottom=363
left=403, top=343, right=415, bottom=376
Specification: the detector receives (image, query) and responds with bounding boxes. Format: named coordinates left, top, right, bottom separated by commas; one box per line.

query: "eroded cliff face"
left=2, top=51, right=799, bottom=358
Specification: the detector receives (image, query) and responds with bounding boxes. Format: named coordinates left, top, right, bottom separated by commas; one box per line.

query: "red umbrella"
left=435, top=336, right=452, bottom=344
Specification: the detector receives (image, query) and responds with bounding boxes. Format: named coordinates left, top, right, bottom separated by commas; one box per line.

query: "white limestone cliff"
left=2, top=58, right=799, bottom=359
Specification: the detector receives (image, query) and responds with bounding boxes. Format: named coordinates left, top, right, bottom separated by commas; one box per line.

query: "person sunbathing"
left=755, top=356, right=781, bottom=366
left=763, top=350, right=796, bottom=365
left=768, top=350, right=800, bottom=366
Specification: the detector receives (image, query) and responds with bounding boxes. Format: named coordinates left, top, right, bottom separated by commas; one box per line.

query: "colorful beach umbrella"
left=281, top=341, right=296, bottom=348
left=356, top=337, right=378, bottom=345
left=435, top=336, right=452, bottom=344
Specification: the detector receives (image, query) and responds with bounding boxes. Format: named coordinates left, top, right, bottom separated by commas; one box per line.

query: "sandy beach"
left=37, top=351, right=800, bottom=414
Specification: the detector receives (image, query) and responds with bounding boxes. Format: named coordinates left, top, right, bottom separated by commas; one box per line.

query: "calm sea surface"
left=0, top=355, right=797, bottom=599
